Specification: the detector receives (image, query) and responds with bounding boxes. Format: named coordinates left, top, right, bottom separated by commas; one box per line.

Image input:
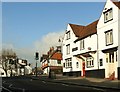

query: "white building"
left=41, top=47, right=63, bottom=75
left=0, top=61, right=6, bottom=77
left=62, top=23, right=84, bottom=76
left=62, top=20, right=98, bottom=77
left=97, top=0, right=120, bottom=80
left=25, top=65, right=32, bottom=75
left=62, top=0, right=120, bottom=80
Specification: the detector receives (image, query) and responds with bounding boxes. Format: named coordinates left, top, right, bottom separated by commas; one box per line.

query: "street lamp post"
left=36, top=60, right=37, bottom=77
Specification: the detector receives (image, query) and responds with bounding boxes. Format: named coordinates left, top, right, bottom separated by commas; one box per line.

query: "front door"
left=82, top=62, right=85, bottom=76
left=105, top=52, right=116, bottom=80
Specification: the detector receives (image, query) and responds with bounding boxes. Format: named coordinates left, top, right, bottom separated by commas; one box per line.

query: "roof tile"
left=50, top=52, right=62, bottom=60
left=112, top=0, right=120, bottom=9
left=69, top=20, right=98, bottom=42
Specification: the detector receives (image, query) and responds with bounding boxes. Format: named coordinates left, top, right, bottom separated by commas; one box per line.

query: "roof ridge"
left=69, top=23, right=84, bottom=27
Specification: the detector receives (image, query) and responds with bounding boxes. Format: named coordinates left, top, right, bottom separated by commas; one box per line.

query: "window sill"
left=87, top=66, right=94, bottom=68
left=106, top=43, right=113, bottom=46
left=104, top=18, right=113, bottom=23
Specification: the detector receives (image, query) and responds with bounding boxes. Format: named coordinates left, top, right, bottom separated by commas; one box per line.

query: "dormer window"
left=103, top=8, right=113, bottom=23
left=66, top=31, right=70, bottom=40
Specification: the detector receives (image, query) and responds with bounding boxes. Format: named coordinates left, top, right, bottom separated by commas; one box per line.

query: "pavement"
left=31, top=74, right=120, bottom=91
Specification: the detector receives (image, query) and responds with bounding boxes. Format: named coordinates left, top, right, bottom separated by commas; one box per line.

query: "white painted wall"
left=97, top=0, right=119, bottom=51
left=49, top=59, right=62, bottom=66
left=71, top=56, right=81, bottom=71
left=97, top=0, right=119, bottom=78
left=62, top=24, right=80, bottom=73
left=74, top=34, right=98, bottom=71
left=118, top=9, right=120, bottom=67
left=43, top=67, right=49, bottom=74
left=97, top=0, right=119, bottom=68
left=25, top=66, right=32, bottom=75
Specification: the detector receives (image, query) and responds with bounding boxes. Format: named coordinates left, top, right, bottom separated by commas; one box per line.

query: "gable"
left=97, top=0, right=119, bottom=29
left=69, top=24, right=85, bottom=37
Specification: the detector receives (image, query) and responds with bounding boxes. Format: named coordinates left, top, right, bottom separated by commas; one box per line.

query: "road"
left=2, top=76, right=102, bottom=92
left=1, top=76, right=118, bottom=92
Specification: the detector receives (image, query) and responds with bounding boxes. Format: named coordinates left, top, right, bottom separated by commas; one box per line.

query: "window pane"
left=80, top=40, right=84, bottom=50
left=86, top=57, right=94, bottom=68
left=105, top=30, right=113, bottom=45
left=105, top=13, right=108, bottom=21
left=109, top=9, right=113, bottom=20
left=106, top=32, right=109, bottom=45
left=66, top=44, right=70, bottom=54
left=106, top=53, right=108, bottom=63
left=110, top=31, right=113, bottom=44
left=111, top=52, right=114, bottom=63
left=104, top=8, right=113, bottom=23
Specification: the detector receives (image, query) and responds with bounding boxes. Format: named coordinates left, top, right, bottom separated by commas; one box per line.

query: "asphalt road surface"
left=1, top=76, right=119, bottom=92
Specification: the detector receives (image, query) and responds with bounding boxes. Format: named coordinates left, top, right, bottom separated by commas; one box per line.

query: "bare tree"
left=2, top=49, right=17, bottom=77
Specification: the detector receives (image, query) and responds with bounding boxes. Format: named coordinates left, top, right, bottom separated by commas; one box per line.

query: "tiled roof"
left=50, top=52, right=62, bottom=60
left=112, top=0, right=120, bottom=9
left=77, top=20, right=98, bottom=41
left=71, top=20, right=98, bottom=42
left=69, top=24, right=85, bottom=37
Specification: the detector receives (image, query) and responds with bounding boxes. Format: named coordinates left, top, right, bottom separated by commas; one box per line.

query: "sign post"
left=35, top=52, right=39, bottom=77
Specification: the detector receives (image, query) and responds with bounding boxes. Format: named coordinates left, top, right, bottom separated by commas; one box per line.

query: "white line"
left=62, top=84, right=69, bottom=86
left=8, top=84, right=25, bottom=91
left=10, top=86, right=25, bottom=91
left=9, top=84, right=12, bottom=88
left=42, top=81, right=46, bottom=83
left=2, top=86, right=12, bottom=92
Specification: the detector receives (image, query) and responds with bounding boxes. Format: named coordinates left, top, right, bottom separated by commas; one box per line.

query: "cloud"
left=34, top=31, right=64, bottom=55
left=2, top=30, right=64, bottom=67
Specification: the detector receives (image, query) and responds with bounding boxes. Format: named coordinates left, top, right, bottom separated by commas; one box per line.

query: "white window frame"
left=86, top=57, right=94, bottom=68
left=66, top=44, right=70, bottom=55
left=105, top=29, right=113, bottom=46
left=66, top=31, right=70, bottom=40
left=80, top=39, right=84, bottom=50
left=104, top=8, right=113, bottom=23
left=65, top=58, right=72, bottom=68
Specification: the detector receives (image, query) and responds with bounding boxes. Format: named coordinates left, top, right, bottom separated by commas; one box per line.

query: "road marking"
left=92, top=87, right=105, bottom=92
left=62, top=84, right=69, bottom=86
left=9, top=84, right=13, bottom=88
left=42, top=81, right=46, bottom=83
left=2, top=86, right=12, bottom=92
left=9, top=85, right=25, bottom=92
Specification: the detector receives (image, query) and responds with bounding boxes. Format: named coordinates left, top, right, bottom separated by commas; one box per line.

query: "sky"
left=2, top=1, right=105, bottom=67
